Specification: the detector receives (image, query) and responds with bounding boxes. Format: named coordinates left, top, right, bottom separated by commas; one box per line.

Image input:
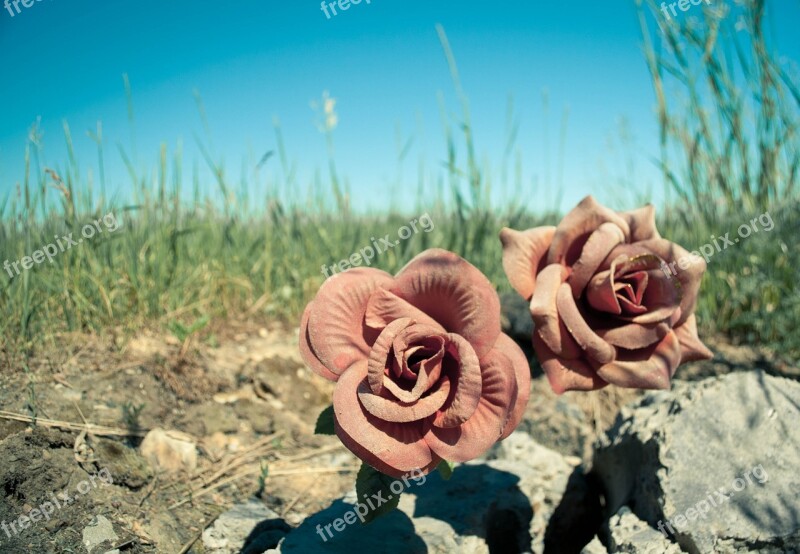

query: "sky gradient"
left=1, top=0, right=798, bottom=213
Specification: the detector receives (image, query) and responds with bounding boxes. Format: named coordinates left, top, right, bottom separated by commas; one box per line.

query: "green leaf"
left=314, top=405, right=336, bottom=435
left=186, top=314, right=210, bottom=334
left=437, top=460, right=456, bottom=481
left=167, top=320, right=189, bottom=342
left=167, top=315, right=209, bottom=342
left=355, top=463, right=401, bottom=523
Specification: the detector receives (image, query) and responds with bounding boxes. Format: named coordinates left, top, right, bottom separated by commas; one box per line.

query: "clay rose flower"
left=500, top=196, right=713, bottom=393
left=300, top=249, right=531, bottom=477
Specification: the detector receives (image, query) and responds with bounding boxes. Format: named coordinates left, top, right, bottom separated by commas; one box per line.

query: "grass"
left=1, top=0, right=798, bottom=366
left=640, top=0, right=800, bottom=356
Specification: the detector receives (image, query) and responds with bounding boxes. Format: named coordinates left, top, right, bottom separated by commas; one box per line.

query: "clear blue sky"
left=1, top=0, right=798, bottom=213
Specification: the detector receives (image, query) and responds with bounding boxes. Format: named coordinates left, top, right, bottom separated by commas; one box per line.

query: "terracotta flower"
left=500, top=196, right=713, bottom=394
left=300, top=249, right=531, bottom=477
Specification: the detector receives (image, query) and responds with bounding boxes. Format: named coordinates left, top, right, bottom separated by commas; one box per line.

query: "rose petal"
left=494, top=334, right=532, bottom=440
left=389, top=249, right=501, bottom=359
left=393, top=326, right=446, bottom=363
left=530, top=265, right=581, bottom=358
left=424, top=349, right=517, bottom=462
left=620, top=271, right=648, bottom=306
left=358, top=375, right=452, bottom=423
left=632, top=269, right=682, bottom=324
left=673, top=314, right=714, bottom=363
left=568, top=222, right=626, bottom=298
left=403, top=340, right=445, bottom=390
left=616, top=273, right=650, bottom=316
left=308, top=268, right=395, bottom=374
left=589, top=252, right=681, bottom=323
left=620, top=204, right=661, bottom=242
left=547, top=196, right=631, bottom=265
left=595, top=331, right=682, bottom=390
left=586, top=269, right=622, bottom=315
left=532, top=332, right=607, bottom=394
left=380, top=325, right=447, bottom=402
left=368, top=318, right=415, bottom=394
left=431, top=334, right=482, bottom=428
left=333, top=361, right=436, bottom=477
left=556, top=283, right=616, bottom=364
left=603, top=251, right=682, bottom=324
left=365, top=288, right=446, bottom=333
left=637, top=239, right=706, bottom=327
left=500, top=226, right=556, bottom=300
left=381, top=354, right=431, bottom=403
left=299, top=301, right=340, bottom=381
left=597, top=321, right=671, bottom=349
left=395, top=346, right=420, bottom=380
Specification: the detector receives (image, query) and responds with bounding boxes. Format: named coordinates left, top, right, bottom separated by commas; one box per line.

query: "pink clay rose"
left=300, top=249, right=531, bottom=477
left=500, top=196, right=713, bottom=394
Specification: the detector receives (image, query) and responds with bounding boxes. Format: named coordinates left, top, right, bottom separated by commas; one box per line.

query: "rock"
left=593, top=371, right=800, bottom=554
left=278, top=496, right=430, bottom=554
left=277, top=432, right=595, bottom=553
left=500, top=292, right=534, bottom=341
left=202, top=499, right=290, bottom=554
left=139, top=428, right=197, bottom=473
left=82, top=515, right=118, bottom=553
left=518, top=382, right=592, bottom=459
left=488, top=431, right=593, bottom=553
left=606, top=507, right=680, bottom=553
left=581, top=536, right=608, bottom=554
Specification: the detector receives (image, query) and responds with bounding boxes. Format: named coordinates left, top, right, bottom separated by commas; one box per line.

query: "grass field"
left=1, top=0, right=798, bottom=366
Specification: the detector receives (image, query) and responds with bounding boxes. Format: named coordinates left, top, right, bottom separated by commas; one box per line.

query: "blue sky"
left=1, top=0, right=798, bottom=213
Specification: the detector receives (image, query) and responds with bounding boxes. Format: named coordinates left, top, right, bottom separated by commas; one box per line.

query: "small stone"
left=140, top=428, right=197, bottom=473
left=606, top=507, right=680, bottom=553
left=203, top=499, right=289, bottom=554
left=82, top=515, right=119, bottom=553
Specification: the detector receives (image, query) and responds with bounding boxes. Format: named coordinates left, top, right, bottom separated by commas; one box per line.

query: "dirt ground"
left=0, top=319, right=792, bottom=553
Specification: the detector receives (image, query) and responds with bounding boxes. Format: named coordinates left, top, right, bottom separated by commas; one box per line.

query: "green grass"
left=1, top=1, right=798, bottom=365
left=639, top=0, right=800, bottom=356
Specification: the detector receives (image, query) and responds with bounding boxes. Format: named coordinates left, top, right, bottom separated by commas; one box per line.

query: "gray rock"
left=277, top=432, right=587, bottom=553
left=488, top=432, right=588, bottom=553
left=203, top=499, right=290, bottom=554
left=82, top=515, right=118, bottom=553
left=606, top=507, right=680, bottom=553
left=277, top=495, right=431, bottom=554
left=518, top=392, right=591, bottom=459
left=593, top=371, right=800, bottom=554
left=581, top=536, right=608, bottom=554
